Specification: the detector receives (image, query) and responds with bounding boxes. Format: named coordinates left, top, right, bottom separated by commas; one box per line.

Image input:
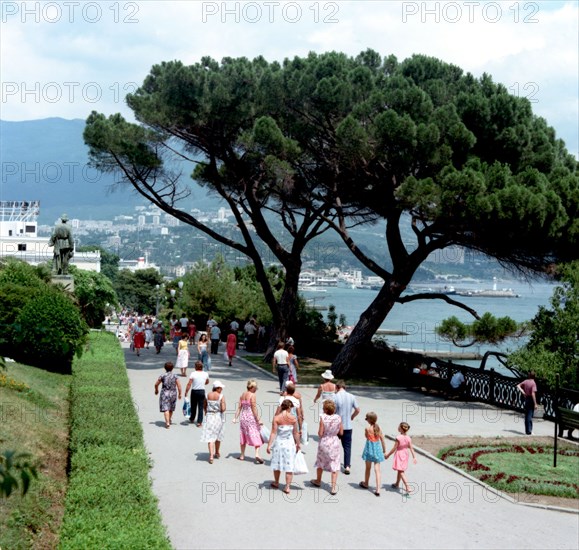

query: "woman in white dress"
left=197, top=333, right=211, bottom=371
left=267, top=399, right=300, bottom=495
left=201, top=381, right=226, bottom=463
left=144, top=318, right=154, bottom=349
left=314, top=370, right=336, bottom=415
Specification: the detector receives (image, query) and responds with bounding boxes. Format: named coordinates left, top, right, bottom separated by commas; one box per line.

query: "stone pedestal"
left=51, top=275, right=74, bottom=292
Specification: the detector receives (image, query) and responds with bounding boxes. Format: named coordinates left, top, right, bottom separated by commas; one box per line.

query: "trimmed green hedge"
left=59, top=332, right=170, bottom=549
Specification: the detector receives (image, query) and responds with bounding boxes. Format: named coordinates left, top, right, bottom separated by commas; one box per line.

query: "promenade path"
left=124, top=343, right=579, bottom=550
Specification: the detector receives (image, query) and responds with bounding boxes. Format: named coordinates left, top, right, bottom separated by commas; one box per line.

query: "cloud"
left=1, top=0, right=577, bottom=155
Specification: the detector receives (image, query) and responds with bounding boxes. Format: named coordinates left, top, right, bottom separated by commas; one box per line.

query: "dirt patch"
left=412, top=435, right=579, bottom=512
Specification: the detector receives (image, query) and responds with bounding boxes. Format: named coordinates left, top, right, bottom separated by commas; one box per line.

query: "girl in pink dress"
left=310, top=400, right=343, bottom=495
left=385, top=422, right=417, bottom=496
left=233, top=379, right=264, bottom=463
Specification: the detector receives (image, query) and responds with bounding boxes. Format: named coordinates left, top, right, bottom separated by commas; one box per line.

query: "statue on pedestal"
left=49, top=213, right=74, bottom=275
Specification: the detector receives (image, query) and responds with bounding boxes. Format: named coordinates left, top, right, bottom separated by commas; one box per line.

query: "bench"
left=558, top=407, right=579, bottom=439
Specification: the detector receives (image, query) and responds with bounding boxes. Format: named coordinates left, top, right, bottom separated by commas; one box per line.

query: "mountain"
left=0, top=118, right=217, bottom=223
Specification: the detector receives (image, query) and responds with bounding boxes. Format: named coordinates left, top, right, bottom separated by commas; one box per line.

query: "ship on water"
left=455, top=278, right=520, bottom=298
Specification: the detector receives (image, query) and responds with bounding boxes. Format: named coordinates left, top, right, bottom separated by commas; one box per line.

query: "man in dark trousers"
left=517, top=371, right=538, bottom=435
left=334, top=380, right=360, bottom=475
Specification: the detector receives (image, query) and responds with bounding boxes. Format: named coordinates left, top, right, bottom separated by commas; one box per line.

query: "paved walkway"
left=124, top=343, right=578, bottom=550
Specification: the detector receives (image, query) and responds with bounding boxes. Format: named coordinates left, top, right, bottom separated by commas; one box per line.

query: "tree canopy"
left=84, top=50, right=579, bottom=373
left=69, top=266, right=119, bottom=328
left=509, top=262, right=579, bottom=389
left=114, top=268, right=164, bottom=314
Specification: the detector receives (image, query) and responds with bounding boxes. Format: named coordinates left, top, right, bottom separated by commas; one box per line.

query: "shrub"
left=60, top=332, right=170, bottom=548
left=70, top=266, right=118, bottom=328
left=0, top=258, right=51, bottom=287
left=12, top=287, right=89, bottom=373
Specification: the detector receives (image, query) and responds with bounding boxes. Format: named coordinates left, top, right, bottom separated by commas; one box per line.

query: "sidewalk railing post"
left=489, top=368, right=495, bottom=405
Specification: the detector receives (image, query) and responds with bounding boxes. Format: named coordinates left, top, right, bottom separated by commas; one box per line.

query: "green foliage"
left=60, top=332, right=170, bottom=548
left=180, top=258, right=274, bottom=325
left=0, top=258, right=51, bottom=287
left=84, top=50, right=578, bottom=371
left=0, top=361, right=71, bottom=547
left=70, top=265, right=119, bottom=327
left=0, top=259, right=51, bottom=357
left=0, top=451, right=38, bottom=498
left=12, top=287, right=89, bottom=373
left=437, top=312, right=521, bottom=346
left=440, top=443, right=579, bottom=499
left=114, top=268, right=163, bottom=314
left=509, top=262, right=579, bottom=388
left=437, top=315, right=469, bottom=343
left=0, top=283, right=43, bottom=350
left=77, top=245, right=120, bottom=283
left=325, top=304, right=348, bottom=340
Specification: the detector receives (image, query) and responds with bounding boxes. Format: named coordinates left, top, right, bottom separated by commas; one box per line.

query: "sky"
left=1, top=0, right=578, bottom=157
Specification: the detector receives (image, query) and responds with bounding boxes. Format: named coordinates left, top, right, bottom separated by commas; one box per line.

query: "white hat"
left=213, top=380, right=225, bottom=389
left=321, top=369, right=334, bottom=380
left=285, top=380, right=295, bottom=388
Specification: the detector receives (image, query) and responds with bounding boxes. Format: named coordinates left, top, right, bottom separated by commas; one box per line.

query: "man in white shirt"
left=449, top=368, right=467, bottom=399
left=272, top=341, right=289, bottom=394
left=244, top=319, right=257, bottom=351
left=334, top=380, right=360, bottom=475
left=210, top=324, right=221, bottom=355
left=184, top=361, right=210, bottom=426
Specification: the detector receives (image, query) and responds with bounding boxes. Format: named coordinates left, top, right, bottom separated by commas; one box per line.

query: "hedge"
left=59, top=331, right=171, bottom=549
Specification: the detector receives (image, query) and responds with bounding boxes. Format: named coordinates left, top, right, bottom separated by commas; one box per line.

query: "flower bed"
left=439, top=443, right=579, bottom=499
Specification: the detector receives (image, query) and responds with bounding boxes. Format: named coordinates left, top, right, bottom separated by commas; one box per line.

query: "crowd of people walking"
left=151, top=335, right=418, bottom=498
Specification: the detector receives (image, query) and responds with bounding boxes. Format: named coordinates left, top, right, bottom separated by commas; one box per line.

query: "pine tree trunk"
left=331, top=283, right=400, bottom=377
left=263, top=269, right=300, bottom=361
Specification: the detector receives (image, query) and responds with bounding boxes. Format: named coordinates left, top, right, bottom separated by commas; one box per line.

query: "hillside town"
left=3, top=200, right=486, bottom=286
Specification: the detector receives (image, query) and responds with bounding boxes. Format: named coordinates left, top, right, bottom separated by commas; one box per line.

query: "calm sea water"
left=301, top=279, right=556, bottom=375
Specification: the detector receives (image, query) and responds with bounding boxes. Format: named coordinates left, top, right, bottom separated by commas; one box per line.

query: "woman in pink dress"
left=310, top=400, right=343, bottom=495
left=226, top=330, right=237, bottom=366
left=233, top=379, right=264, bottom=463
left=385, top=422, right=417, bottom=496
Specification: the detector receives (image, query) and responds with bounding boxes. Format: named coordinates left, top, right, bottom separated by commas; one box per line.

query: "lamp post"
left=178, top=280, right=184, bottom=314
left=155, top=284, right=160, bottom=318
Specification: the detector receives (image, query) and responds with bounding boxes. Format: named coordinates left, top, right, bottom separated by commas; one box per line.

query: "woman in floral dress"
left=154, top=361, right=182, bottom=428
left=201, top=381, right=226, bottom=463
left=233, top=379, right=264, bottom=463
left=310, top=400, right=343, bottom=495
left=267, top=399, right=300, bottom=495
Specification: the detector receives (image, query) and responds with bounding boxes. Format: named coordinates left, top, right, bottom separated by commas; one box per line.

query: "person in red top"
left=517, top=371, right=538, bottom=435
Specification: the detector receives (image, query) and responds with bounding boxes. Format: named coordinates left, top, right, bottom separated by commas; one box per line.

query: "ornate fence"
left=383, top=348, right=578, bottom=421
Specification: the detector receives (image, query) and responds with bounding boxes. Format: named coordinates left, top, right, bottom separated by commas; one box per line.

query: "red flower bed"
left=441, top=444, right=579, bottom=496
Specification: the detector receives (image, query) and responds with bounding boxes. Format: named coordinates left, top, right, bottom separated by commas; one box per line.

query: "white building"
left=118, top=252, right=159, bottom=273
left=0, top=201, right=101, bottom=272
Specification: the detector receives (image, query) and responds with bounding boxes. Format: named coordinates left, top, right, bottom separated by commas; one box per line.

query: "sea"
left=300, top=278, right=557, bottom=377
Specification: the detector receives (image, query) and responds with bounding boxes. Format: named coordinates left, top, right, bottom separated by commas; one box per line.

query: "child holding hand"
left=360, top=412, right=386, bottom=496
left=385, top=421, right=417, bottom=496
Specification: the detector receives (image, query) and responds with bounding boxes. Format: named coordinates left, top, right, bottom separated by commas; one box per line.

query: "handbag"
left=300, top=421, right=309, bottom=446
left=293, top=450, right=308, bottom=475
left=182, top=398, right=191, bottom=417
left=260, top=425, right=271, bottom=443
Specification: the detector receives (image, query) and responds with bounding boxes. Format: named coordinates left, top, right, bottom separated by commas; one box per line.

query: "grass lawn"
left=439, top=443, right=579, bottom=499
left=0, top=362, right=70, bottom=549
